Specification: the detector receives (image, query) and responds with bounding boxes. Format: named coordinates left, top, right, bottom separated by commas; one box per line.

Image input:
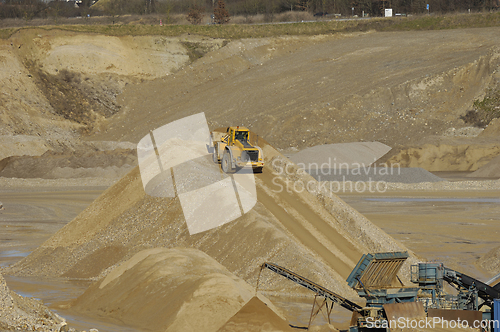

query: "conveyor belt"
left=261, top=262, right=362, bottom=312
left=443, top=268, right=500, bottom=307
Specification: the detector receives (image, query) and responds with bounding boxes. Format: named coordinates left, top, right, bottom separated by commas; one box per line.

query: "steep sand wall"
left=9, top=141, right=416, bottom=299
left=0, top=38, right=79, bottom=159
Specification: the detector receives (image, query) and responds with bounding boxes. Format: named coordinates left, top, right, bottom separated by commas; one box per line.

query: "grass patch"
left=2, top=12, right=500, bottom=40
left=0, top=28, right=20, bottom=39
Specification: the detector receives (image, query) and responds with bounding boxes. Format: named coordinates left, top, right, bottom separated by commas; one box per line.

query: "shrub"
left=214, top=0, right=230, bottom=24
left=187, top=4, right=204, bottom=25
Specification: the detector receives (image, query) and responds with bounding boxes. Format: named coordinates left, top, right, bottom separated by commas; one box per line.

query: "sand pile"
left=9, top=140, right=415, bottom=304
left=217, top=296, right=295, bottom=332
left=0, top=273, right=66, bottom=331
left=467, top=155, right=500, bottom=178
left=478, top=245, right=500, bottom=275
left=72, top=247, right=286, bottom=332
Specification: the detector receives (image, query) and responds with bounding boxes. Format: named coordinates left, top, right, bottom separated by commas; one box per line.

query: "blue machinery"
left=259, top=251, right=500, bottom=331
left=411, top=262, right=500, bottom=310
left=346, top=252, right=419, bottom=307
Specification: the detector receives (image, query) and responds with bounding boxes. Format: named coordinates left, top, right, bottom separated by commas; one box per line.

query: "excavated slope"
left=2, top=28, right=500, bottom=175
left=9, top=138, right=415, bottom=299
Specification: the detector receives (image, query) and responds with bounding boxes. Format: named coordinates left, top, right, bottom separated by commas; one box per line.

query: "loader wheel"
left=213, top=148, right=218, bottom=163
left=221, top=151, right=232, bottom=173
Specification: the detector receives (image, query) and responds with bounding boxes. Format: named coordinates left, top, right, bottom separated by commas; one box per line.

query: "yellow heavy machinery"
left=211, top=126, right=264, bottom=173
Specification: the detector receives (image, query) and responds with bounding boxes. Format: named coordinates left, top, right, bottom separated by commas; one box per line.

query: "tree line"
left=0, top=0, right=498, bottom=21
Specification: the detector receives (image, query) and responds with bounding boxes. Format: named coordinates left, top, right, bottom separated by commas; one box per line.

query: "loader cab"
left=234, top=130, right=248, bottom=143
left=226, top=127, right=250, bottom=147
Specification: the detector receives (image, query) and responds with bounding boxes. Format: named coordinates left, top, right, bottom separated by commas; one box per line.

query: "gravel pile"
left=443, top=126, right=484, bottom=137
left=307, top=167, right=445, bottom=183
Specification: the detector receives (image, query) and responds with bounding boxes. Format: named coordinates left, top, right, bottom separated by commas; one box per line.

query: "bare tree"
left=187, top=4, right=204, bottom=24
left=214, top=0, right=230, bottom=24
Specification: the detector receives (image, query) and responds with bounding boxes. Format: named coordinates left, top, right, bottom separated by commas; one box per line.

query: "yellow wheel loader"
left=211, top=126, right=264, bottom=173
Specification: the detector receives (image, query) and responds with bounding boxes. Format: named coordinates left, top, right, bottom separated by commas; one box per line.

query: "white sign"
left=385, top=8, right=393, bottom=17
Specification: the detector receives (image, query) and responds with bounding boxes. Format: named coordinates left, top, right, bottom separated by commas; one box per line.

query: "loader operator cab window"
left=235, top=131, right=248, bottom=143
